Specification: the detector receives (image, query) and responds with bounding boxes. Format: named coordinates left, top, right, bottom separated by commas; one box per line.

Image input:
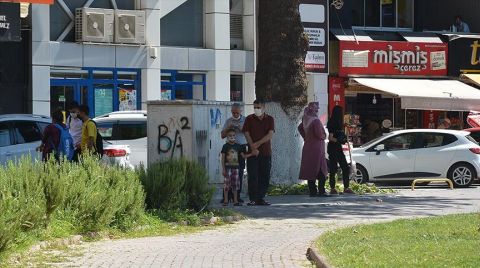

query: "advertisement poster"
left=300, top=0, right=328, bottom=73
left=94, top=88, right=113, bottom=117
left=328, top=77, right=345, bottom=115
left=0, top=3, right=20, bottom=42
left=467, top=111, right=480, bottom=128
left=161, top=89, right=172, bottom=100
left=119, top=88, right=137, bottom=111
left=339, top=41, right=448, bottom=77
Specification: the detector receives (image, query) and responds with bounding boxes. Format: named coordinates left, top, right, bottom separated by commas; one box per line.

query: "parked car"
left=0, top=114, right=49, bottom=164
left=0, top=114, right=131, bottom=167
left=94, top=111, right=147, bottom=167
left=351, top=129, right=480, bottom=187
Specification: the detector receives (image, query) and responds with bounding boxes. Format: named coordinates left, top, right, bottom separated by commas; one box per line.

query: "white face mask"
left=232, top=114, right=241, bottom=120
left=228, top=137, right=236, bottom=143
left=254, top=108, right=263, bottom=117
left=70, top=113, right=78, bottom=119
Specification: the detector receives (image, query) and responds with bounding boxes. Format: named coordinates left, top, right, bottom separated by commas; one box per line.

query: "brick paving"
left=56, top=187, right=480, bottom=267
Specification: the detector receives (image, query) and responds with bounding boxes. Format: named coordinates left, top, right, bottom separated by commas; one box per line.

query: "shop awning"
left=352, top=78, right=480, bottom=111
left=461, top=74, right=480, bottom=86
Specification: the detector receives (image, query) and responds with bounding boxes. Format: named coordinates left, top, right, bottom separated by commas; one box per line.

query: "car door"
left=368, top=133, right=420, bottom=180
left=0, top=122, right=15, bottom=164
left=414, top=133, right=457, bottom=177
left=12, top=120, right=43, bottom=162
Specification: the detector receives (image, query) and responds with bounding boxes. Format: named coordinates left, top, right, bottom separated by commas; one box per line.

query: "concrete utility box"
left=147, top=100, right=237, bottom=183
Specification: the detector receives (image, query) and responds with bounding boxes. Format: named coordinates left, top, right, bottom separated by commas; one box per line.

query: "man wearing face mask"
left=221, top=103, right=247, bottom=203
left=66, top=102, right=83, bottom=161
left=242, top=99, right=275, bottom=206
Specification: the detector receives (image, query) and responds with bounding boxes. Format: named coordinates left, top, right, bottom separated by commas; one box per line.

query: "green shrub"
left=139, top=158, right=214, bottom=212
left=0, top=154, right=145, bottom=254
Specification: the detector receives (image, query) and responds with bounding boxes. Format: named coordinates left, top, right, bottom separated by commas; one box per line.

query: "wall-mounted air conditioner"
left=75, top=8, right=114, bottom=43
left=114, top=10, right=146, bottom=45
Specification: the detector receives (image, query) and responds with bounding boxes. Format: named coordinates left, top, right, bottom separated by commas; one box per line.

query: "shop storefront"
left=160, top=70, right=206, bottom=101
left=330, top=39, right=480, bottom=146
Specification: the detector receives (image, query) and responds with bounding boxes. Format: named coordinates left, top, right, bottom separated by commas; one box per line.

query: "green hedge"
left=138, top=158, right=214, bottom=212
left=0, top=155, right=145, bottom=253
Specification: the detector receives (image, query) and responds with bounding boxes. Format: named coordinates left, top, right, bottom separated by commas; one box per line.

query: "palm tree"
left=256, top=0, right=309, bottom=184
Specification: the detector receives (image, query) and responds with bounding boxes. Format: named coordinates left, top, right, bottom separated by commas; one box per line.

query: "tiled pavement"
left=56, top=187, right=480, bottom=267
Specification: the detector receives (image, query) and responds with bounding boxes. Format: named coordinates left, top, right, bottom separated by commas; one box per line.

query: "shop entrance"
left=50, top=80, right=88, bottom=112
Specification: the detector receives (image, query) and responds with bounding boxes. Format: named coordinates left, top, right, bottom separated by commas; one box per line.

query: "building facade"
left=0, top=0, right=256, bottom=117
left=327, top=0, right=480, bottom=146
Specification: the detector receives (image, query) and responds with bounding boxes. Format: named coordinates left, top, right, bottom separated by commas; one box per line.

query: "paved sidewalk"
left=55, top=188, right=480, bottom=267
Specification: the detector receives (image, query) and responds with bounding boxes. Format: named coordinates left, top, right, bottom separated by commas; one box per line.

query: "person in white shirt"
left=66, top=102, right=83, bottom=161
left=452, top=15, right=470, bottom=33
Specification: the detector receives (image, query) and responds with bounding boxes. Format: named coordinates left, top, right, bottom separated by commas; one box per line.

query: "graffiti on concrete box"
left=210, top=108, right=222, bottom=128
left=157, top=116, right=190, bottom=158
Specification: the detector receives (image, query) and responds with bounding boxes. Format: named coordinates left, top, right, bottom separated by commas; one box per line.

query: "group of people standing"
left=220, top=100, right=275, bottom=206
left=220, top=100, right=354, bottom=206
left=298, top=103, right=353, bottom=197
left=38, top=103, right=99, bottom=162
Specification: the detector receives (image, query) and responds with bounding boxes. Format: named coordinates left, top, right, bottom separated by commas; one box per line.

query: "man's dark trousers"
left=247, top=155, right=271, bottom=201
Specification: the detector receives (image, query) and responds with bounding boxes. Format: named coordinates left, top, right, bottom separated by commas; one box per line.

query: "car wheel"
left=353, top=164, right=369, bottom=184
left=448, top=163, right=475, bottom=188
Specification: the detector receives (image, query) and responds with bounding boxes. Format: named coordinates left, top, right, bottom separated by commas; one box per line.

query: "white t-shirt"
left=67, top=116, right=83, bottom=146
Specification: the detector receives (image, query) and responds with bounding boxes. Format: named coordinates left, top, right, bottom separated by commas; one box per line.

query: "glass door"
left=50, top=84, right=75, bottom=112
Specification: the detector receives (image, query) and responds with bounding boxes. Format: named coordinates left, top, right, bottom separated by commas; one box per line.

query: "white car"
left=351, top=129, right=480, bottom=187
left=94, top=111, right=147, bottom=167
left=0, top=114, right=131, bottom=166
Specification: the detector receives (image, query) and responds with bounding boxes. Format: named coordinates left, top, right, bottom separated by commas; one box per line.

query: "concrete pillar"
left=243, top=72, right=256, bottom=114
left=140, top=1, right=161, bottom=108
left=205, top=0, right=230, bottom=101
left=31, top=4, right=50, bottom=116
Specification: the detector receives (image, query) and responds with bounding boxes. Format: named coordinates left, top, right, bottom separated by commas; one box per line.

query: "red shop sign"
left=328, top=77, right=345, bottom=115
left=339, top=41, right=448, bottom=77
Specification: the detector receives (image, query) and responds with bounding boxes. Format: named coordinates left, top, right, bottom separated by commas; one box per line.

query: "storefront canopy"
left=353, top=78, right=480, bottom=111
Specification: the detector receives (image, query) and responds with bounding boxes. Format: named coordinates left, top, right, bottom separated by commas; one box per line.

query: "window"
left=117, top=122, right=147, bottom=140
left=37, top=122, right=49, bottom=134
left=421, top=133, right=457, bottom=148
left=230, top=75, right=243, bottom=102
left=353, top=0, right=413, bottom=29
left=97, top=122, right=115, bottom=140
left=160, top=0, right=204, bottom=47
left=383, top=133, right=416, bottom=151
left=0, top=123, right=12, bottom=147
left=13, top=121, right=42, bottom=144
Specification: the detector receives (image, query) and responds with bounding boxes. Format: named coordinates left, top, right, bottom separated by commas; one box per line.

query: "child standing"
left=221, top=129, right=256, bottom=206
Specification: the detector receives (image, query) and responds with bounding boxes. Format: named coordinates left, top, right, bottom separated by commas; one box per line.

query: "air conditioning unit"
left=75, top=8, right=114, bottom=43
left=114, top=10, right=146, bottom=44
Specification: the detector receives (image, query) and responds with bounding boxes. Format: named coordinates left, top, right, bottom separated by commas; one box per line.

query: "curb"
left=306, top=247, right=333, bottom=268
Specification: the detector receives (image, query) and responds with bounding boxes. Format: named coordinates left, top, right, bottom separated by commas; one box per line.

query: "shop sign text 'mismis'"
left=339, top=41, right=448, bottom=77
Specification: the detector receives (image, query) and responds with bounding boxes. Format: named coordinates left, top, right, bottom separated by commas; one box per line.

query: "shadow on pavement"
left=219, top=190, right=480, bottom=222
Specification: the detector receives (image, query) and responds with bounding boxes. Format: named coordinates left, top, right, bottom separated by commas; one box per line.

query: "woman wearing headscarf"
left=327, top=105, right=354, bottom=194
left=298, top=102, right=329, bottom=197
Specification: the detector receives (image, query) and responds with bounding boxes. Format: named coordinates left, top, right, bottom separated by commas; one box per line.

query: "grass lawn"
left=316, top=213, right=480, bottom=268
